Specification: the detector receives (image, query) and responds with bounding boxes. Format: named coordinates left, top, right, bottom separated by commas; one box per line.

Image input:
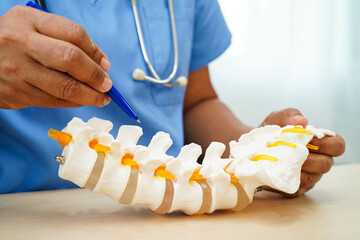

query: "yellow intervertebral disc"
left=281, top=126, right=312, bottom=136
left=121, top=153, right=139, bottom=170
left=251, top=155, right=278, bottom=162
left=306, top=143, right=319, bottom=150
left=89, top=139, right=111, bottom=155
left=154, top=166, right=175, bottom=180
left=268, top=141, right=297, bottom=148
left=48, top=129, right=72, bottom=148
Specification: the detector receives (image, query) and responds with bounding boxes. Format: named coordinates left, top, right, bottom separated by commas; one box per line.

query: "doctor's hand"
left=0, top=5, right=112, bottom=109
left=260, top=108, right=345, bottom=197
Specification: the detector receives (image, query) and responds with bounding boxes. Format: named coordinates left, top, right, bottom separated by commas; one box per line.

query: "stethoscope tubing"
left=131, top=0, right=180, bottom=85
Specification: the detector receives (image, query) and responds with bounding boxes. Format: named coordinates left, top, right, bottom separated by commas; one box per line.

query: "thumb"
left=286, top=110, right=308, bottom=127
left=262, top=108, right=308, bottom=127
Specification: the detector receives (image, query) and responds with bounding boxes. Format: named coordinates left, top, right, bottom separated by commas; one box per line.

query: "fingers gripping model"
left=48, top=117, right=335, bottom=215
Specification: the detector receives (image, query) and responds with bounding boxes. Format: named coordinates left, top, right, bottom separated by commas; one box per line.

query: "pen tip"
left=137, top=119, right=141, bottom=123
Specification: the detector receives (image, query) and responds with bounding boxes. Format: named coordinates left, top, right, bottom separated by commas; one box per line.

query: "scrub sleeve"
left=190, top=0, right=232, bottom=71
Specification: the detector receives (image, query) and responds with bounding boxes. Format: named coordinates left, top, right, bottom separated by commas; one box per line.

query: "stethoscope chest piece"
left=131, top=0, right=188, bottom=88
left=132, top=69, right=187, bottom=87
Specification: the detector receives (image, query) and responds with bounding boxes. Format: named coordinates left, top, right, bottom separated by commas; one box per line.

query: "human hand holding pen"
left=0, top=5, right=112, bottom=109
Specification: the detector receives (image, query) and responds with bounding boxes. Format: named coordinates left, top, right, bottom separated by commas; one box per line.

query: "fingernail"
left=293, top=115, right=304, bottom=121
left=103, top=96, right=111, bottom=106
left=292, top=115, right=306, bottom=125
left=100, top=57, right=111, bottom=71
left=102, top=77, right=112, bottom=92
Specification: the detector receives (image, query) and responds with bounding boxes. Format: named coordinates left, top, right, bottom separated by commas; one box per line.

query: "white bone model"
left=49, top=117, right=335, bottom=215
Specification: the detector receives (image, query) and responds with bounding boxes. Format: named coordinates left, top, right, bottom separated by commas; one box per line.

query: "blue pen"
left=26, top=1, right=141, bottom=123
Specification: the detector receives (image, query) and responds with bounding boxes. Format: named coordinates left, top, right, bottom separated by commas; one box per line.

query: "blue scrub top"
left=0, top=0, right=231, bottom=193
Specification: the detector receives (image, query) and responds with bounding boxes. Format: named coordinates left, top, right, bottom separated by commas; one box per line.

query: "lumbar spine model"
left=48, top=117, right=335, bottom=215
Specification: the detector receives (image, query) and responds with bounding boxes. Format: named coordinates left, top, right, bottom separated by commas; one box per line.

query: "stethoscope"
left=35, top=0, right=188, bottom=88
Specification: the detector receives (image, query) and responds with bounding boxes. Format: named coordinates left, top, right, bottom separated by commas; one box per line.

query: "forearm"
left=183, top=97, right=252, bottom=158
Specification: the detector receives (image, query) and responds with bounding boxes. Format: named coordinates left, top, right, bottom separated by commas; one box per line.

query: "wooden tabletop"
left=1, top=163, right=359, bottom=240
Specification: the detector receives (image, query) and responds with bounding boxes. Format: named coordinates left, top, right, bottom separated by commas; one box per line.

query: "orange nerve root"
left=154, top=166, right=175, bottom=180
left=224, top=161, right=239, bottom=183
left=251, top=155, right=278, bottom=162
left=89, top=139, right=111, bottom=155
left=279, top=127, right=318, bottom=150
left=306, top=143, right=319, bottom=150
left=121, top=154, right=139, bottom=170
left=225, top=169, right=240, bottom=183
left=268, top=141, right=297, bottom=148
left=48, top=129, right=72, bottom=148
left=281, top=126, right=312, bottom=135
left=189, top=168, right=204, bottom=183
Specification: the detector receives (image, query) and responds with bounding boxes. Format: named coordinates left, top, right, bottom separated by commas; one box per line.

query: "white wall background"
left=211, top=0, right=359, bottom=164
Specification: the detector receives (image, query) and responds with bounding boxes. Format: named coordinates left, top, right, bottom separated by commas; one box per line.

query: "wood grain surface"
left=0, top=163, right=359, bottom=240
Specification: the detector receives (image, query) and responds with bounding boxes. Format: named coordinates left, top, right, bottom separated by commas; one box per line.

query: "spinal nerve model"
left=48, top=117, right=335, bottom=215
